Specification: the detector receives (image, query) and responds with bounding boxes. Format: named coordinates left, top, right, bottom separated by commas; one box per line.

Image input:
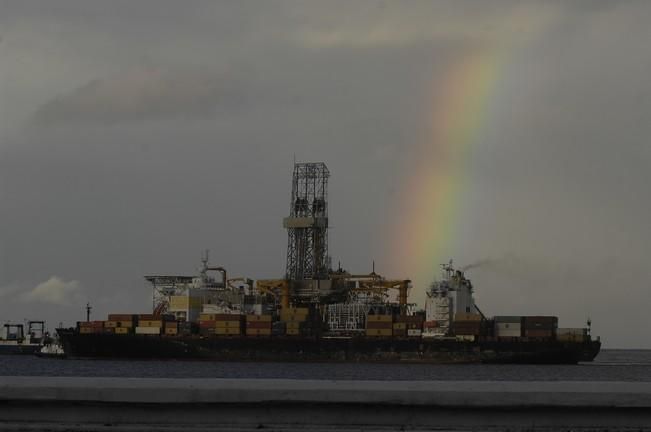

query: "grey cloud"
left=32, top=67, right=245, bottom=126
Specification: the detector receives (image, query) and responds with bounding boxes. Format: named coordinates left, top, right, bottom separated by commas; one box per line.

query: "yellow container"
left=286, top=328, right=300, bottom=336
left=138, top=320, right=162, bottom=328
left=215, top=321, right=241, bottom=329
left=365, top=329, right=393, bottom=337
left=104, top=321, right=119, bottom=328
left=199, top=313, right=216, bottom=321
left=393, top=323, right=407, bottom=330
left=118, top=321, right=133, bottom=328
left=280, top=313, right=307, bottom=322
left=367, top=315, right=392, bottom=322
left=165, top=327, right=178, bottom=335
left=115, top=327, right=130, bottom=334
left=79, top=327, right=95, bottom=334
left=285, top=321, right=301, bottom=330
left=246, top=315, right=272, bottom=322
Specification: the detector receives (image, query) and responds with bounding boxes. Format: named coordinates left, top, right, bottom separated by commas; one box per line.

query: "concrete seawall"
left=1, top=377, right=651, bottom=431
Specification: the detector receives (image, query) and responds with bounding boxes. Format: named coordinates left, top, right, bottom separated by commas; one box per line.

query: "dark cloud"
left=32, top=67, right=246, bottom=125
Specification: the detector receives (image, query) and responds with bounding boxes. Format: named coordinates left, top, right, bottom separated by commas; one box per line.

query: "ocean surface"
left=1, top=349, right=650, bottom=381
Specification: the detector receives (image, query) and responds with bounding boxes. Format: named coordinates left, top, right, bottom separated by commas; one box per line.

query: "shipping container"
left=164, top=328, right=178, bottom=335
left=366, top=314, right=392, bottom=322
left=138, top=320, right=162, bottom=328
left=114, top=327, right=130, bottom=335
left=104, top=321, right=119, bottom=328
left=117, top=321, right=133, bottom=328
left=286, top=328, right=300, bottom=336
left=557, top=333, right=587, bottom=342
left=407, top=329, right=422, bottom=337
left=135, top=327, right=161, bottom=335
left=452, top=320, right=481, bottom=336
left=366, top=321, right=393, bottom=329
left=393, top=323, right=407, bottom=330
left=246, top=321, right=272, bottom=329
left=215, top=320, right=241, bottom=329
left=279, top=313, right=308, bottom=322
left=285, top=321, right=301, bottom=330
left=199, top=313, right=216, bottom=321
left=557, top=328, right=587, bottom=342
left=138, top=314, right=155, bottom=320
left=365, top=328, right=392, bottom=337
left=494, top=322, right=522, bottom=337
left=392, top=329, right=407, bottom=337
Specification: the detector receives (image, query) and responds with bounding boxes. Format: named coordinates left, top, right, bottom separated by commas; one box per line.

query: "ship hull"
left=57, top=329, right=600, bottom=364
left=0, top=343, right=41, bottom=355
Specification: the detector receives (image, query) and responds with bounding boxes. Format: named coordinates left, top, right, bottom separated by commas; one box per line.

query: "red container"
left=138, top=314, right=155, bottom=320
left=199, top=320, right=216, bottom=328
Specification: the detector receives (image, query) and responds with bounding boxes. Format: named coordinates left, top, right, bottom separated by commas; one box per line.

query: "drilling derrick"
left=283, top=162, right=330, bottom=287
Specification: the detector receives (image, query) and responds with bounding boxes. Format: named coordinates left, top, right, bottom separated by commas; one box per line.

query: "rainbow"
left=390, top=6, right=557, bottom=299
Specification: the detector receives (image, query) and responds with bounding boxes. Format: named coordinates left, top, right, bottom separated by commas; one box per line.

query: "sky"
left=1, top=1, right=650, bottom=348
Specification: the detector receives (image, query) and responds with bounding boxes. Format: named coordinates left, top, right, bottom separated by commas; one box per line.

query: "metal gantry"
left=283, top=162, right=330, bottom=281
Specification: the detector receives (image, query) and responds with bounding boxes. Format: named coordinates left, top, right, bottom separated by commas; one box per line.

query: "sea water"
left=1, top=349, right=650, bottom=381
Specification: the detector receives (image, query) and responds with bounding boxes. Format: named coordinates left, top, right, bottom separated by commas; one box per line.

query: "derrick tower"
left=283, top=162, right=330, bottom=281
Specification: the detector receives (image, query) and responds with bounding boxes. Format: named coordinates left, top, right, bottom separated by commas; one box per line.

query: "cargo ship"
left=57, top=258, right=600, bottom=364
left=56, top=162, right=601, bottom=364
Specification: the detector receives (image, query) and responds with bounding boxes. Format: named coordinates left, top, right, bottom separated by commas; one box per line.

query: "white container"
left=135, top=326, right=160, bottom=335
left=407, top=329, right=422, bottom=337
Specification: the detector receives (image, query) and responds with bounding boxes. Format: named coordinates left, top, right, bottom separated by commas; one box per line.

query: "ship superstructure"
left=424, top=261, right=478, bottom=337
